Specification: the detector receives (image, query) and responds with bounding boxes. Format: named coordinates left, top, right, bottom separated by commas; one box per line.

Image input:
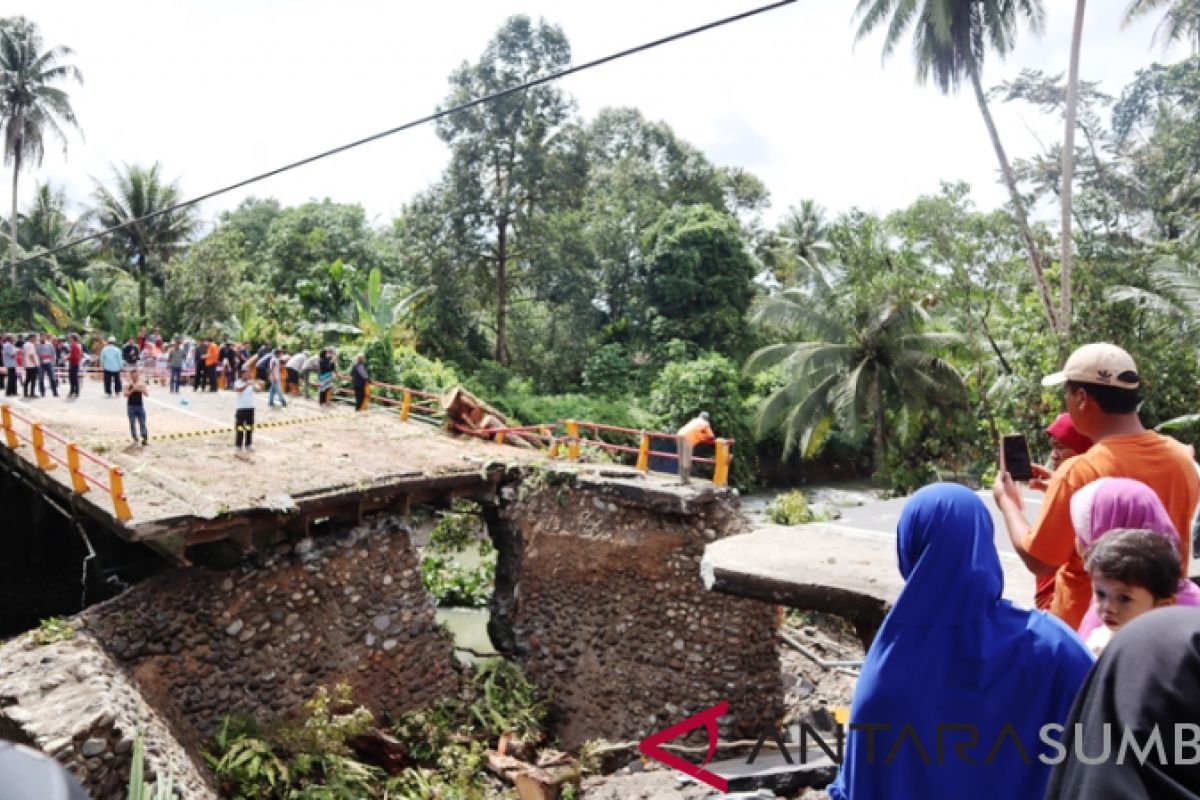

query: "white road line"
left=145, top=396, right=278, bottom=443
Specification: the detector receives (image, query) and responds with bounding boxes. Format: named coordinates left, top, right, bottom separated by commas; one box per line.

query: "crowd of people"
left=1, top=327, right=371, bottom=450
left=832, top=342, right=1200, bottom=799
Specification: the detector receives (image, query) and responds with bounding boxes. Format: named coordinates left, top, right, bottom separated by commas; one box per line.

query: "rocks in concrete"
left=0, top=631, right=214, bottom=798
left=76, top=513, right=458, bottom=759
left=497, top=484, right=782, bottom=751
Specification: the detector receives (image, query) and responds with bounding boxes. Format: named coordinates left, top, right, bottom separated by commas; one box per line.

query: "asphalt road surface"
left=825, top=486, right=1200, bottom=575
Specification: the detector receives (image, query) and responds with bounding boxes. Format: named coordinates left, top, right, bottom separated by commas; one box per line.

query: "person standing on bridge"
left=21, top=337, right=38, bottom=399
left=2, top=335, right=18, bottom=397
left=317, top=349, right=336, bottom=406
left=233, top=367, right=256, bottom=451
left=676, top=411, right=716, bottom=485
left=268, top=348, right=288, bottom=408
left=351, top=353, right=371, bottom=411
left=123, top=369, right=149, bottom=446
left=36, top=334, right=59, bottom=398
left=100, top=337, right=123, bottom=397
left=67, top=333, right=82, bottom=399
left=285, top=350, right=306, bottom=395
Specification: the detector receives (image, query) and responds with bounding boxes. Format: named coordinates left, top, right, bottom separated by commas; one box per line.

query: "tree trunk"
left=1061, top=0, right=1087, bottom=342
left=874, top=376, right=886, bottom=473
left=9, top=151, right=20, bottom=287
left=495, top=214, right=509, bottom=366
left=137, top=254, right=147, bottom=319
left=969, top=68, right=1061, bottom=337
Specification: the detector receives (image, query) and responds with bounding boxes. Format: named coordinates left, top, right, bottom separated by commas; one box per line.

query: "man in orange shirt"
left=994, top=343, right=1199, bottom=629
left=677, top=411, right=716, bottom=485
left=205, top=339, right=220, bottom=393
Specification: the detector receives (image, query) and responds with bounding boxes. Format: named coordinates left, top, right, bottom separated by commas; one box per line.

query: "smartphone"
left=1002, top=434, right=1034, bottom=482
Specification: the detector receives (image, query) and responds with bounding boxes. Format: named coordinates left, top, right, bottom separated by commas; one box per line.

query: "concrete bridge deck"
left=1, top=384, right=686, bottom=560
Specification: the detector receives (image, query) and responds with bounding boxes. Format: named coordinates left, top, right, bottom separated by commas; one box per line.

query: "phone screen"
left=1002, top=434, right=1034, bottom=482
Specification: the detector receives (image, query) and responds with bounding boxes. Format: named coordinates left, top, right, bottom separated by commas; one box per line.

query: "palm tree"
left=746, top=291, right=967, bottom=469
left=852, top=0, right=1061, bottom=337
left=1125, top=0, right=1200, bottom=50
left=774, top=199, right=834, bottom=292
left=0, top=17, right=82, bottom=285
left=1061, top=0, right=1087, bottom=341
left=91, top=162, right=197, bottom=318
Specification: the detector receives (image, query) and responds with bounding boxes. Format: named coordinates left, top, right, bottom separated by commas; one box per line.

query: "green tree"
left=262, top=199, right=386, bottom=293
left=1125, top=0, right=1200, bottom=49
left=747, top=292, right=966, bottom=471
left=767, top=199, right=833, bottom=291
left=34, top=276, right=111, bottom=334
left=0, top=17, right=82, bottom=285
left=91, top=162, right=197, bottom=318
left=352, top=265, right=424, bottom=383
left=159, top=226, right=249, bottom=335
left=435, top=15, right=574, bottom=365
left=648, top=346, right=756, bottom=489
left=852, top=0, right=1060, bottom=337
left=641, top=204, right=756, bottom=356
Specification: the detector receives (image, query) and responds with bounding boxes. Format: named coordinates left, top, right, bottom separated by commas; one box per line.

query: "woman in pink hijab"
left=1070, top=476, right=1200, bottom=642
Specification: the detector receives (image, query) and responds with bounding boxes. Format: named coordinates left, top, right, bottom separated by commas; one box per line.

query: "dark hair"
left=1084, top=528, right=1180, bottom=600
left=1066, top=380, right=1141, bottom=414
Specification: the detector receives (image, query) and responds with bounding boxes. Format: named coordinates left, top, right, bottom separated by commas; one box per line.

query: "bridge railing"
left=0, top=404, right=132, bottom=521
left=321, top=377, right=737, bottom=486
left=560, top=419, right=734, bottom=487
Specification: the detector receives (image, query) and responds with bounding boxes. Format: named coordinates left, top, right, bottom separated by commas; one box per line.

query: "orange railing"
left=326, top=376, right=736, bottom=486
left=0, top=404, right=132, bottom=521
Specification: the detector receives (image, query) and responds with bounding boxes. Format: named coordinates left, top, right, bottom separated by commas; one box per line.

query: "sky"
left=16, top=1, right=1189, bottom=233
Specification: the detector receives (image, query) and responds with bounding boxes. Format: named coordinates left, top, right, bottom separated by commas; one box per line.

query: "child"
left=1082, top=528, right=1179, bottom=655
left=233, top=367, right=256, bottom=451
left=124, top=370, right=149, bottom=446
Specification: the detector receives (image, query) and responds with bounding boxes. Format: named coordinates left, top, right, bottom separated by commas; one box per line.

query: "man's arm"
left=992, top=471, right=1058, bottom=577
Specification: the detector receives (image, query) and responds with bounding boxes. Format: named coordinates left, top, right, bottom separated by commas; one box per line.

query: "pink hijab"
left=1071, top=477, right=1200, bottom=639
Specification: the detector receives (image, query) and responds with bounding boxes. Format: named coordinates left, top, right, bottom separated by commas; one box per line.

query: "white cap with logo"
left=1041, top=343, right=1140, bottom=390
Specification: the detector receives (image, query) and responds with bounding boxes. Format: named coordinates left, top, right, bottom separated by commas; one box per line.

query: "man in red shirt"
left=67, top=333, right=83, bottom=399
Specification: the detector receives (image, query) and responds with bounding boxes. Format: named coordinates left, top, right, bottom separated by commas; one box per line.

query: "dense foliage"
left=7, top=11, right=1200, bottom=492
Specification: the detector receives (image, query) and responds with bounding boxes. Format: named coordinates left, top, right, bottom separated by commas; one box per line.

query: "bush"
left=648, top=346, right=756, bottom=489
left=363, top=339, right=396, bottom=385
left=581, top=343, right=632, bottom=398
left=393, top=346, right=460, bottom=394
left=766, top=490, right=813, bottom=525
left=421, top=552, right=495, bottom=608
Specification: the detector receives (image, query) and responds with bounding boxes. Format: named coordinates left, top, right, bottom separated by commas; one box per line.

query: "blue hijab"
left=828, top=483, right=1093, bottom=800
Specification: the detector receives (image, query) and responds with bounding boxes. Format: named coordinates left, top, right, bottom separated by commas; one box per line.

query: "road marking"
left=145, top=397, right=279, bottom=443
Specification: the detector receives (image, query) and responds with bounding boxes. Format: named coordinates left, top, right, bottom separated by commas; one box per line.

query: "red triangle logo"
left=637, top=700, right=729, bottom=792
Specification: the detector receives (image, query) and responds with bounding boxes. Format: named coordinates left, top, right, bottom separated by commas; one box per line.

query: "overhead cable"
left=13, top=0, right=797, bottom=268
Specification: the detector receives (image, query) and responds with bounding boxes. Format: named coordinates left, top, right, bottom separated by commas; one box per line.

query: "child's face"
left=1049, top=436, right=1079, bottom=470
left=1092, top=574, right=1172, bottom=630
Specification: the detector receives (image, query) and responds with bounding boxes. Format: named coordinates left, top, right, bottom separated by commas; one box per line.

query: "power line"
left=13, top=0, right=796, bottom=269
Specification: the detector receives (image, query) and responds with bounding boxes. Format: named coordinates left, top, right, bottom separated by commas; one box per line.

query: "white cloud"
left=16, top=0, right=1189, bottom=231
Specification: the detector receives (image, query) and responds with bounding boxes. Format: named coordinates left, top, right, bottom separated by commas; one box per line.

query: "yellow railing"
left=0, top=404, right=132, bottom=521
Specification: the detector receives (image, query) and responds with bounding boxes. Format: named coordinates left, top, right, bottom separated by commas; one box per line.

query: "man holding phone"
left=993, top=343, right=1199, bottom=629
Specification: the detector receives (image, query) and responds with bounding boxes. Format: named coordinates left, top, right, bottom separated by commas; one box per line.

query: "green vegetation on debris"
left=206, top=663, right=551, bottom=799
left=30, top=616, right=74, bottom=645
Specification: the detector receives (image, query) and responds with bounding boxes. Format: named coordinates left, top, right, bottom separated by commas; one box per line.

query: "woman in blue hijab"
left=828, top=483, right=1093, bottom=800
